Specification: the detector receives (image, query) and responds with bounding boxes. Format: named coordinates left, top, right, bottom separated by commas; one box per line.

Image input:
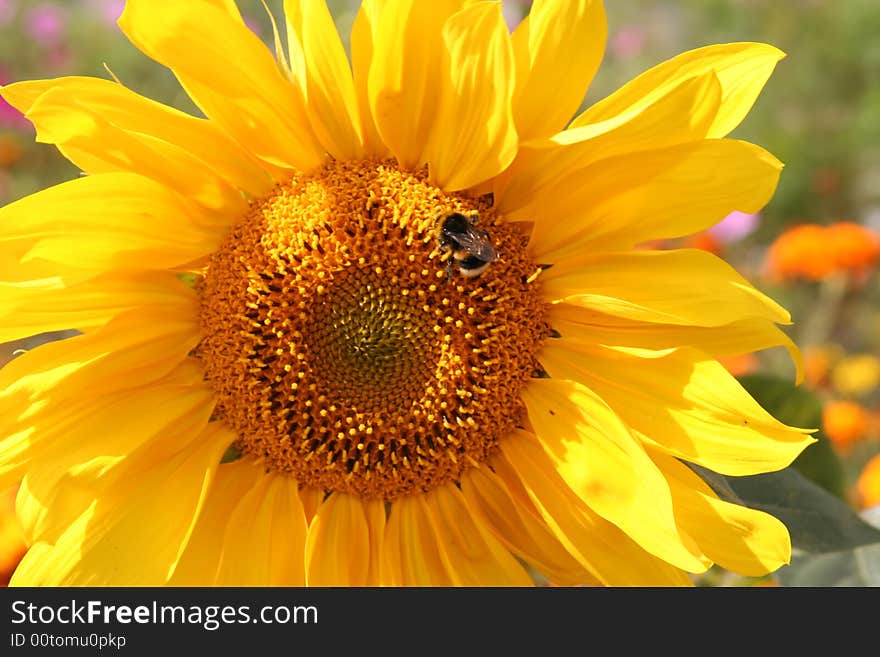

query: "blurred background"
left=1, top=0, right=878, bottom=585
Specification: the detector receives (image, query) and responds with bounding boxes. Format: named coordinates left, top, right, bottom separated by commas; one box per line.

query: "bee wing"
left=455, top=228, right=497, bottom=260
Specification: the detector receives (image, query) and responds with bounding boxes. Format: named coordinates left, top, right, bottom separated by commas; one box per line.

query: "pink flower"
left=0, top=0, right=18, bottom=28
left=85, top=0, right=125, bottom=27
left=0, top=96, right=24, bottom=128
left=708, top=211, right=760, bottom=243
left=25, top=2, right=66, bottom=45
left=610, top=25, right=647, bottom=60
left=0, top=67, right=27, bottom=130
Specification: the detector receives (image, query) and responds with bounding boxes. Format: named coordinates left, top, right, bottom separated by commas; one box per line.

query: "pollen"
left=195, top=159, right=548, bottom=500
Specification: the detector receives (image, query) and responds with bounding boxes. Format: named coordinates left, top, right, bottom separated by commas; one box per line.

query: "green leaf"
left=220, top=444, right=242, bottom=464
left=738, top=373, right=846, bottom=497
left=738, top=374, right=823, bottom=428
left=177, top=272, right=199, bottom=288
left=775, top=507, right=880, bottom=586
left=776, top=544, right=880, bottom=586
left=694, top=465, right=880, bottom=554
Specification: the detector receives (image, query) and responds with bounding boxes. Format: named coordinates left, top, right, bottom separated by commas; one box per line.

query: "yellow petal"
left=0, top=76, right=272, bottom=200
left=540, top=248, right=791, bottom=327
left=284, top=0, right=364, bottom=160
left=381, top=494, right=455, bottom=586
left=461, top=464, right=597, bottom=585
left=549, top=303, right=803, bottom=383
left=500, top=430, right=693, bottom=586
left=305, top=493, right=383, bottom=586
left=25, top=90, right=247, bottom=217
left=497, top=72, right=721, bottom=212
left=169, top=459, right=260, bottom=586
left=572, top=42, right=785, bottom=138
left=213, top=470, right=307, bottom=586
left=0, top=291, right=197, bottom=398
left=539, top=340, right=815, bottom=476
left=522, top=140, right=781, bottom=257
left=365, top=0, right=468, bottom=170
left=118, top=0, right=324, bottom=176
left=363, top=496, right=386, bottom=586
left=522, top=378, right=709, bottom=572
left=510, top=0, right=606, bottom=141
left=424, top=484, right=534, bottom=586
left=382, top=487, right=532, bottom=586
left=14, top=476, right=66, bottom=546
left=0, top=301, right=201, bottom=488
left=299, top=486, right=325, bottom=525
left=0, top=271, right=193, bottom=345
left=651, top=451, right=792, bottom=576
left=0, top=173, right=224, bottom=284
left=15, top=361, right=216, bottom=546
left=349, top=1, right=392, bottom=157
left=199, top=0, right=244, bottom=19
left=10, top=421, right=229, bottom=586
left=424, top=2, right=517, bottom=191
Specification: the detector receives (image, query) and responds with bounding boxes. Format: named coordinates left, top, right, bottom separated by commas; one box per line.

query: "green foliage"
left=778, top=505, right=880, bottom=586
left=778, top=543, right=880, bottom=586
left=220, top=444, right=242, bottom=464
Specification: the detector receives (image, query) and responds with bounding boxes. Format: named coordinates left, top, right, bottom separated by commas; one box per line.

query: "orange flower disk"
left=767, top=222, right=880, bottom=281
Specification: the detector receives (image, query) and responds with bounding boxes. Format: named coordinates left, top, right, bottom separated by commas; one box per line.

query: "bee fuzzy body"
left=437, top=212, right=498, bottom=280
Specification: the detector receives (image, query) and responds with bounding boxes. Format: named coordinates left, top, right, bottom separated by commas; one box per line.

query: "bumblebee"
left=437, top=212, right=498, bottom=280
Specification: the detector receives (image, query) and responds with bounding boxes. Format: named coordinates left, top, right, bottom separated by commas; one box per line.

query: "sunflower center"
left=195, top=159, right=547, bottom=500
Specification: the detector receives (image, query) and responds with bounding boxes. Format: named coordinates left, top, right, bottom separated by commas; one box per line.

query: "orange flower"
left=856, top=454, right=880, bottom=509
left=822, top=400, right=869, bottom=452
left=681, top=231, right=724, bottom=257
left=802, top=343, right=844, bottom=389
left=717, top=352, right=758, bottom=377
left=766, top=222, right=880, bottom=282
left=766, top=224, right=833, bottom=281
left=827, top=222, right=880, bottom=272
left=0, top=134, right=23, bottom=167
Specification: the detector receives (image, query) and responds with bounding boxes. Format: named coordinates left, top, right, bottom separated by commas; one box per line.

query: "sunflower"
left=0, top=0, right=814, bottom=586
